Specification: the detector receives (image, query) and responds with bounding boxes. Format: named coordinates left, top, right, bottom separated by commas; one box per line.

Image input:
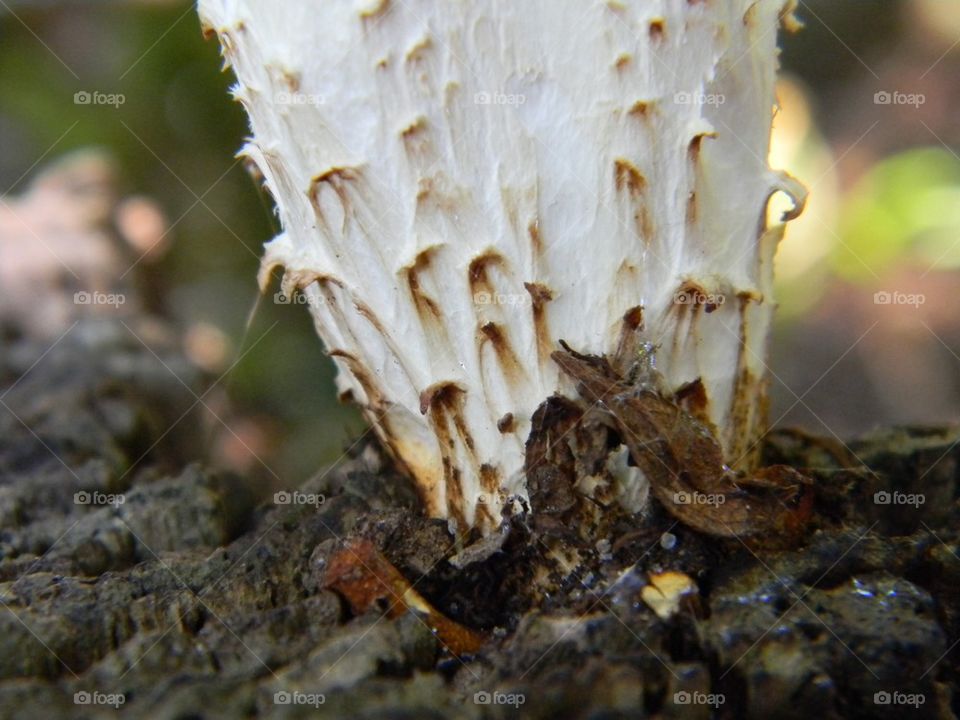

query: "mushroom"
left=199, top=0, right=806, bottom=533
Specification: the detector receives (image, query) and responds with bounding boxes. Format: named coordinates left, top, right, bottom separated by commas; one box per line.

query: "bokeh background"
left=1, top=0, right=958, bottom=487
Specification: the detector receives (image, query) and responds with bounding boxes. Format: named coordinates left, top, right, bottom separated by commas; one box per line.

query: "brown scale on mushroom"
left=359, top=0, right=390, bottom=22
left=688, top=132, right=717, bottom=162
left=613, top=158, right=646, bottom=196
left=476, top=463, right=502, bottom=526
left=613, top=306, right=645, bottom=368
left=479, top=322, right=526, bottom=387
left=399, top=116, right=430, bottom=158
left=524, top=282, right=555, bottom=367
left=404, top=36, right=432, bottom=63
left=420, top=382, right=477, bottom=529
left=420, top=382, right=477, bottom=456
left=686, top=190, right=698, bottom=225
left=309, top=166, right=362, bottom=232
left=726, top=292, right=768, bottom=468
left=685, top=133, right=716, bottom=229
left=613, top=159, right=653, bottom=241
left=403, top=248, right=451, bottom=346
left=329, top=350, right=386, bottom=412
left=467, top=251, right=506, bottom=302
left=649, top=18, right=666, bottom=41
left=443, top=460, right=467, bottom=529
left=628, top=100, right=652, bottom=119
left=278, top=68, right=299, bottom=91
left=527, top=220, right=543, bottom=255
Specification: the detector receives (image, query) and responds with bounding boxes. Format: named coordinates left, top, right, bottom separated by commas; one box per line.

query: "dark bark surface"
left=1, top=312, right=959, bottom=719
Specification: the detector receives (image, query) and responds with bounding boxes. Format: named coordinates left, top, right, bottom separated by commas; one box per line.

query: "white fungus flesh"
left=200, top=0, right=806, bottom=534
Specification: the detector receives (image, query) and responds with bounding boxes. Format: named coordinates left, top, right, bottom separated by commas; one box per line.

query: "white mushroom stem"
left=200, top=0, right=806, bottom=533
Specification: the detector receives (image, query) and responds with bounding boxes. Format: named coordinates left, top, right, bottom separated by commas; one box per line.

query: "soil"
left=1, top=312, right=958, bottom=719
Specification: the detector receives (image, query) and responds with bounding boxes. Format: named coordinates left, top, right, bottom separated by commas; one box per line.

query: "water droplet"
left=660, top=532, right=677, bottom=550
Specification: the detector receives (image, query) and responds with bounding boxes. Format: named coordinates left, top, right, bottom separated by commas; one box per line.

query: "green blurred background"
left=1, top=0, right=959, bottom=486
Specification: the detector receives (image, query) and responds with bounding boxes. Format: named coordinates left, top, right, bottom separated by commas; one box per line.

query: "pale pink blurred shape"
left=0, top=150, right=129, bottom=336
left=213, top=415, right=274, bottom=474
left=183, top=321, right=232, bottom=373
left=115, top=195, right=170, bottom=261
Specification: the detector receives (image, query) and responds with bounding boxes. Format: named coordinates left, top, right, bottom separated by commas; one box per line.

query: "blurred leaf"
left=834, top=147, right=960, bottom=280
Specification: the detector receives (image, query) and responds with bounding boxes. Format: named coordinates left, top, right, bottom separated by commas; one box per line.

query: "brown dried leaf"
left=552, top=347, right=814, bottom=542
left=323, top=538, right=485, bottom=655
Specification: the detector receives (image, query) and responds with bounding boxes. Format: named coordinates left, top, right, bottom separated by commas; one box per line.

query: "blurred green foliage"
left=0, top=1, right=360, bottom=485
left=836, top=148, right=960, bottom=279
